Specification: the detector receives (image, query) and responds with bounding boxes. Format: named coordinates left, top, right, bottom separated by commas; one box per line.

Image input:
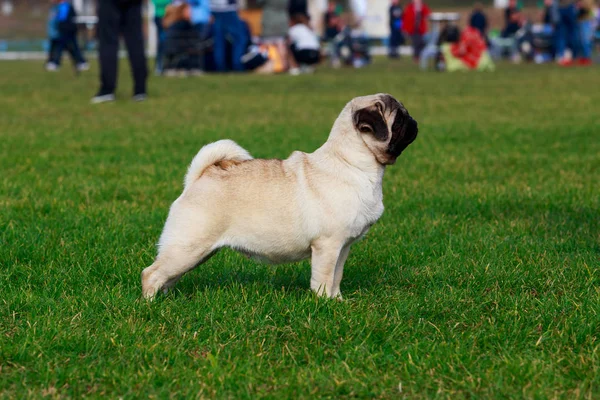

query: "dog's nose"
left=406, top=117, right=418, bottom=143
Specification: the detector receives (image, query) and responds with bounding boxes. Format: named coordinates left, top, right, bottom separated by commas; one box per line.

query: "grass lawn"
left=0, top=59, right=598, bottom=398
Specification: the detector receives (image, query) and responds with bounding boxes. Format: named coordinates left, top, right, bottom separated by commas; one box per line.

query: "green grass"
left=1, top=59, right=598, bottom=398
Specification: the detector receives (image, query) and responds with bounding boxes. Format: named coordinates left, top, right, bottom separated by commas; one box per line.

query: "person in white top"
left=287, top=13, right=321, bottom=75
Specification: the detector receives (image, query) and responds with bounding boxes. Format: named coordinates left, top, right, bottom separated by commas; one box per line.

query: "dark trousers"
left=389, top=29, right=404, bottom=57
left=555, top=4, right=579, bottom=59
left=49, top=34, right=86, bottom=65
left=411, top=33, right=425, bottom=60
left=97, top=0, right=148, bottom=95
left=212, top=11, right=245, bottom=72
left=154, top=16, right=165, bottom=72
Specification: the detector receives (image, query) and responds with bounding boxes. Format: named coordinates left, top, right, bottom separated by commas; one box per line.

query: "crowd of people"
left=43, top=0, right=599, bottom=102
left=387, top=0, right=599, bottom=68
left=149, top=0, right=322, bottom=76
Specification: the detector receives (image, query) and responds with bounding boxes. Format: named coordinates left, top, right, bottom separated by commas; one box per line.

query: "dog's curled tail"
left=184, top=139, right=253, bottom=189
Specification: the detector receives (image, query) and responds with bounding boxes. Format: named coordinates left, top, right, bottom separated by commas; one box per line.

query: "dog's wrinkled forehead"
left=351, top=93, right=406, bottom=116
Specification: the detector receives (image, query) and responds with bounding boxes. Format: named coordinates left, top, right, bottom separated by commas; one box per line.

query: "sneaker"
left=577, top=58, right=592, bottom=66
left=77, top=62, right=90, bottom=72
left=91, top=93, right=115, bottom=104
left=45, top=62, right=59, bottom=72
left=132, top=93, right=147, bottom=102
left=558, top=58, right=573, bottom=67
left=288, top=67, right=301, bottom=76
left=189, top=69, right=204, bottom=77
left=299, top=65, right=315, bottom=74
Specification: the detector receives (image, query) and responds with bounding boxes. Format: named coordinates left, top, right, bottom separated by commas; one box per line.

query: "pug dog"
left=142, top=93, right=418, bottom=299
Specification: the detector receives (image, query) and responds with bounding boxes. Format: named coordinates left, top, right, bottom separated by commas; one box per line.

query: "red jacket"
left=402, top=2, right=431, bottom=35
left=450, top=26, right=487, bottom=69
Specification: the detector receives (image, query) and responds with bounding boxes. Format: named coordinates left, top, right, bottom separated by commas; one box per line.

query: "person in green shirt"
left=152, top=0, right=171, bottom=74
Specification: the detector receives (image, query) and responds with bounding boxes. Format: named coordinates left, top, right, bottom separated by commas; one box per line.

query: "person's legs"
left=212, top=12, right=227, bottom=72
left=122, top=2, right=148, bottom=95
left=565, top=4, right=578, bottom=58
left=288, top=44, right=300, bottom=70
left=97, top=0, right=120, bottom=95
left=389, top=30, right=400, bottom=57
left=411, top=33, right=424, bottom=60
left=64, top=33, right=87, bottom=65
left=193, top=23, right=209, bottom=71
left=154, top=16, right=165, bottom=73
left=223, top=11, right=245, bottom=72
left=419, top=44, right=438, bottom=70
left=578, top=19, right=593, bottom=60
left=48, top=38, right=62, bottom=65
left=556, top=6, right=570, bottom=59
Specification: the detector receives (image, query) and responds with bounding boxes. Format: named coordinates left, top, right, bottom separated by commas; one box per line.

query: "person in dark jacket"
left=502, top=0, right=521, bottom=37
left=388, top=0, right=404, bottom=58
left=92, top=0, right=148, bottom=104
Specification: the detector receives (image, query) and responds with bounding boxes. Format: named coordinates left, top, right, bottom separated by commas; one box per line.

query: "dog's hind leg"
left=141, top=242, right=217, bottom=300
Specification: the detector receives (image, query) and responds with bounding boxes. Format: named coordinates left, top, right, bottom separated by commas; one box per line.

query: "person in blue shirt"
left=188, top=0, right=211, bottom=71
left=45, top=0, right=88, bottom=72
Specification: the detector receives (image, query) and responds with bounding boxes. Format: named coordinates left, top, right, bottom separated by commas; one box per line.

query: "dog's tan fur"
left=142, top=94, right=418, bottom=299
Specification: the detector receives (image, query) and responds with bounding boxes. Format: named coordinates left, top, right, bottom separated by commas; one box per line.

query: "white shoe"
left=189, top=69, right=204, bottom=77
left=132, top=93, right=147, bottom=102
left=300, top=65, right=315, bottom=74
left=90, top=93, right=115, bottom=104
left=45, top=62, right=59, bottom=72
left=77, top=62, right=90, bottom=72
left=288, top=67, right=301, bottom=76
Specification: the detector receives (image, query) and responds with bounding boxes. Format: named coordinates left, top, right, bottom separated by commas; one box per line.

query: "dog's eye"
left=358, top=124, right=373, bottom=133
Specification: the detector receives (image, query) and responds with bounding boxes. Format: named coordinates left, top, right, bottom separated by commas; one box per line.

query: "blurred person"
left=92, top=0, right=148, bottom=104
left=46, top=0, right=88, bottom=72
left=469, top=2, right=488, bottom=40
left=402, top=0, right=431, bottom=60
left=152, top=0, right=170, bottom=74
left=556, top=0, right=578, bottom=65
left=287, top=12, right=320, bottom=74
left=543, top=0, right=559, bottom=24
left=576, top=0, right=595, bottom=64
left=334, top=14, right=371, bottom=68
left=188, top=0, right=211, bottom=73
left=440, top=25, right=494, bottom=71
left=210, top=0, right=245, bottom=71
left=323, top=1, right=341, bottom=66
left=288, top=0, right=308, bottom=18
left=502, top=0, right=521, bottom=37
left=419, top=19, right=449, bottom=70
left=258, top=0, right=289, bottom=70
left=388, top=0, right=404, bottom=58
left=161, top=1, right=206, bottom=76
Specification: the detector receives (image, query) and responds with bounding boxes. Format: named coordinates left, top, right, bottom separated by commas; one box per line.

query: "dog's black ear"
left=353, top=105, right=389, bottom=141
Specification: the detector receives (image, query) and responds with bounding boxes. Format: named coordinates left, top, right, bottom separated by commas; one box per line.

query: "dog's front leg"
left=331, top=244, right=351, bottom=299
left=310, top=239, right=347, bottom=299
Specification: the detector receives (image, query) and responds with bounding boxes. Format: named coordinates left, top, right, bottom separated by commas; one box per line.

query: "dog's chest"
left=343, top=187, right=384, bottom=240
